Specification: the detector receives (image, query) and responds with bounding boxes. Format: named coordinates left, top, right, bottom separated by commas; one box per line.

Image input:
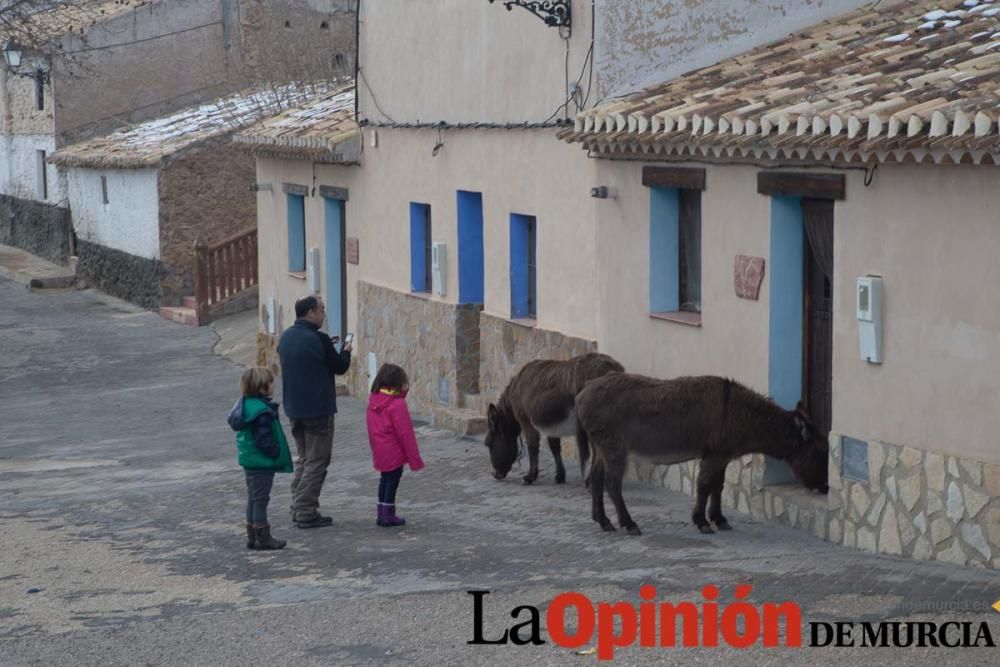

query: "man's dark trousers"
left=290, top=416, right=334, bottom=522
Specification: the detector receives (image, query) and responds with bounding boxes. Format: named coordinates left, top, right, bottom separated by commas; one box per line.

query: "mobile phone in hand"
left=342, top=332, right=355, bottom=349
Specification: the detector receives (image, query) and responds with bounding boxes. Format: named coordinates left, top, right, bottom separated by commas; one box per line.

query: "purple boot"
left=376, top=502, right=406, bottom=527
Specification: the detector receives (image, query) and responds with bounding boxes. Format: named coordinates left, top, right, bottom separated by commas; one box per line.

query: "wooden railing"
left=193, top=227, right=258, bottom=318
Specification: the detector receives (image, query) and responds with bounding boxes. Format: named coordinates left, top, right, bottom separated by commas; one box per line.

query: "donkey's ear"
left=487, top=403, right=498, bottom=429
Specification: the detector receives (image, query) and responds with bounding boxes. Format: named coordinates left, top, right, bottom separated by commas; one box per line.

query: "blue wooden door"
left=457, top=191, right=484, bottom=304
left=324, top=197, right=345, bottom=339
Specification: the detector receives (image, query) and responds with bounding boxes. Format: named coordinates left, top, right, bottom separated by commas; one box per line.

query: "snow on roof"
left=233, top=84, right=359, bottom=163
left=49, top=84, right=340, bottom=169
left=564, top=0, right=1000, bottom=166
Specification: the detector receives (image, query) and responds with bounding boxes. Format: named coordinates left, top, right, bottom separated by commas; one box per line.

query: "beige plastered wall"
left=357, top=0, right=593, bottom=124
left=834, top=165, right=1000, bottom=466
left=256, top=128, right=600, bottom=346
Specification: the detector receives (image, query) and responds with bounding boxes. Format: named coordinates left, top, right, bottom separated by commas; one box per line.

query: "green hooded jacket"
left=229, top=397, right=293, bottom=473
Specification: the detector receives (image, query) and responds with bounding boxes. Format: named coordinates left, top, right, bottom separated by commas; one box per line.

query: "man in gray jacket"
left=278, top=296, right=352, bottom=528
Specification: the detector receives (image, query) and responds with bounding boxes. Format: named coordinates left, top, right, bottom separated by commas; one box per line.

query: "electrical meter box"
left=307, top=247, right=321, bottom=294
left=431, top=242, right=447, bottom=296
left=856, top=276, right=883, bottom=363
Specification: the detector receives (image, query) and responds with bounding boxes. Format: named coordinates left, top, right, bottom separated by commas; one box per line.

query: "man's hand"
left=342, top=340, right=354, bottom=353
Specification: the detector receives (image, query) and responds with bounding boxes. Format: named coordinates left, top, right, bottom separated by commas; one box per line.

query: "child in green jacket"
left=227, top=367, right=294, bottom=550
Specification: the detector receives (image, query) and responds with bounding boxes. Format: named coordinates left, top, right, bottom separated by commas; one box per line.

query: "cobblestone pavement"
left=0, top=279, right=998, bottom=666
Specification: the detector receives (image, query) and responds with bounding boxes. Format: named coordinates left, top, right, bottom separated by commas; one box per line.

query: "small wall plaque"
left=842, top=436, right=869, bottom=483
left=735, top=255, right=765, bottom=300
left=347, top=238, right=359, bottom=265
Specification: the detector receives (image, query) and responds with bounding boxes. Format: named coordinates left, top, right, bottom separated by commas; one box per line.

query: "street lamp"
left=3, top=40, right=23, bottom=70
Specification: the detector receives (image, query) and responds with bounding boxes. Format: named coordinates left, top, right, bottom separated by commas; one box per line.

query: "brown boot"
left=245, top=523, right=255, bottom=549
left=252, top=524, right=287, bottom=550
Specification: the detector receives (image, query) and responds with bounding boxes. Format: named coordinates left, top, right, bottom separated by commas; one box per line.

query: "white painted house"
left=50, top=85, right=339, bottom=312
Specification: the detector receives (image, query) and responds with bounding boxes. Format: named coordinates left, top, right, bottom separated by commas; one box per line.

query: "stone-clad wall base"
left=353, top=282, right=464, bottom=418
left=473, top=314, right=597, bottom=414
left=631, top=438, right=1000, bottom=571
left=829, top=436, right=1000, bottom=569
left=77, top=240, right=162, bottom=310
left=0, top=195, right=72, bottom=265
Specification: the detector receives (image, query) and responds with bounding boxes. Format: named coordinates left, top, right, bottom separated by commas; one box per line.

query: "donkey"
left=575, top=373, right=829, bottom=536
left=485, top=353, right=625, bottom=485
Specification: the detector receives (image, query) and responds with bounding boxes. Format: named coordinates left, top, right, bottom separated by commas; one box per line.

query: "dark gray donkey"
left=576, top=373, right=829, bottom=536
left=485, top=353, right=625, bottom=485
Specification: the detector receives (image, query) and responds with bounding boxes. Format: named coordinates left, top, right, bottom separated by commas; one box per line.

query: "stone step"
left=159, top=306, right=200, bottom=327
left=432, top=405, right=487, bottom=437
left=182, top=295, right=197, bottom=309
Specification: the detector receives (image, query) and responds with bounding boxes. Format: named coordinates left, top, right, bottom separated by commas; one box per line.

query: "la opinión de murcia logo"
left=468, top=587, right=998, bottom=660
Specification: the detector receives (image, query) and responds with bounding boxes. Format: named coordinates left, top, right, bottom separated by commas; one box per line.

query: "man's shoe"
left=245, top=523, right=255, bottom=549
left=294, top=514, right=333, bottom=529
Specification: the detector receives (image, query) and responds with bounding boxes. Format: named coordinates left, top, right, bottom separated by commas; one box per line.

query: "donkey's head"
left=485, top=401, right=521, bottom=480
left=786, top=403, right=830, bottom=494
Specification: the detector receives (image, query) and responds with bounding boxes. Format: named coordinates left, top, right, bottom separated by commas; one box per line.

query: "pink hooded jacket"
left=366, top=390, right=426, bottom=473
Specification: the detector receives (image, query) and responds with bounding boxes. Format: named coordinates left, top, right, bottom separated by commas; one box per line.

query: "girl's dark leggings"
left=378, top=467, right=404, bottom=504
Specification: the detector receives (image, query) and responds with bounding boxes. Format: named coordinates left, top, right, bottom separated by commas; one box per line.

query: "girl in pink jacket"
left=366, top=363, right=425, bottom=527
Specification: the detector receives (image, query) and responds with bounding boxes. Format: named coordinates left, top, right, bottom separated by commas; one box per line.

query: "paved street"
left=0, top=278, right=998, bottom=666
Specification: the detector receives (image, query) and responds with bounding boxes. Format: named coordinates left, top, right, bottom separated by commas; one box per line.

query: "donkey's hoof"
left=625, top=524, right=643, bottom=536
left=555, top=474, right=566, bottom=484
left=697, top=524, right=715, bottom=535
left=714, top=519, right=733, bottom=531
left=598, top=520, right=616, bottom=532
left=521, top=476, right=536, bottom=486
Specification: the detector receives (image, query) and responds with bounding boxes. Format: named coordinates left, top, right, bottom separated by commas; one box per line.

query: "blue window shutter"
left=457, top=191, right=485, bottom=304
left=649, top=187, right=680, bottom=312
left=510, top=214, right=530, bottom=318
left=410, top=203, right=428, bottom=292
left=287, top=194, right=306, bottom=272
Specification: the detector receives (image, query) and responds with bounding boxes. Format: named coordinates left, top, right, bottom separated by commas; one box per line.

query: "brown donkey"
left=485, top=353, right=625, bottom=485
left=575, top=373, right=829, bottom=535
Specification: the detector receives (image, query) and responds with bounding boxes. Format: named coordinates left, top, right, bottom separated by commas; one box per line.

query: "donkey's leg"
left=693, top=456, right=725, bottom=534
left=548, top=438, right=567, bottom=484
left=605, top=454, right=641, bottom=536
left=708, top=459, right=732, bottom=531
left=521, top=428, right=542, bottom=485
left=576, top=426, right=591, bottom=490
left=590, top=457, right=614, bottom=531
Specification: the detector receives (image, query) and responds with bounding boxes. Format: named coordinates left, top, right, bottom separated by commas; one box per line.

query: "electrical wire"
left=60, top=21, right=223, bottom=54
left=358, top=66, right=395, bottom=123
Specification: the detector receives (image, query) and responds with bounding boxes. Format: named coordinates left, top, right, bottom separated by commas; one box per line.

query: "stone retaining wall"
left=0, top=195, right=72, bottom=265
left=76, top=239, right=162, bottom=309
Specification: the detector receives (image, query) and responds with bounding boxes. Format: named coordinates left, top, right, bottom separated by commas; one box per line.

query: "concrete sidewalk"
left=0, top=277, right=998, bottom=666
left=0, top=243, right=77, bottom=289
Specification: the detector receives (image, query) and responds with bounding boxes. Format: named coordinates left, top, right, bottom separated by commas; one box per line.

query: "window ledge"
left=288, top=271, right=306, bottom=280
left=650, top=311, right=702, bottom=327
left=509, top=317, right=537, bottom=329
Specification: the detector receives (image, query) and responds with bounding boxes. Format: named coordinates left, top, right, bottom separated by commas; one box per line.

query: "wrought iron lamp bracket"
left=487, top=0, right=571, bottom=32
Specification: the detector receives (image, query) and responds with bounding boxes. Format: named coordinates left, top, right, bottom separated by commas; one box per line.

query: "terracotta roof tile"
left=565, top=0, right=1000, bottom=165
left=232, top=85, right=358, bottom=163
